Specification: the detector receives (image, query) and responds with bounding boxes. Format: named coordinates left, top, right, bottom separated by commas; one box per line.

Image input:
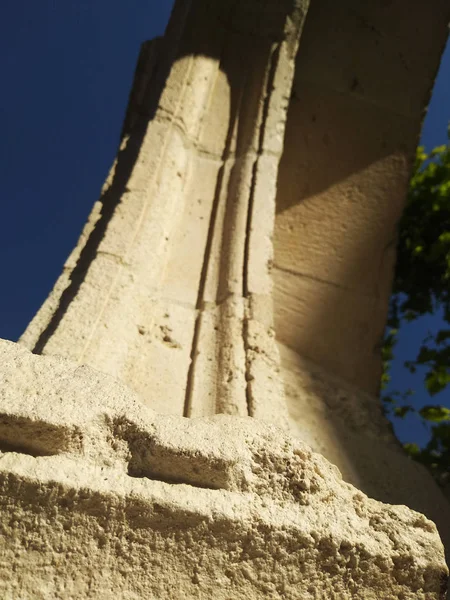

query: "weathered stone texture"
left=1, top=0, right=450, bottom=597
left=269, top=0, right=450, bottom=561
left=19, top=0, right=310, bottom=429
left=0, top=340, right=447, bottom=599
left=274, top=0, right=450, bottom=395
left=280, top=343, right=450, bottom=558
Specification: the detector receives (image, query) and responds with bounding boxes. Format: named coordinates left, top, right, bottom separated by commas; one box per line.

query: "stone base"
left=0, top=340, right=447, bottom=599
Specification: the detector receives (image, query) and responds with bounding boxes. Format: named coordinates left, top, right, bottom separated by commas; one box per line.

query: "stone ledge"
left=0, top=339, right=448, bottom=599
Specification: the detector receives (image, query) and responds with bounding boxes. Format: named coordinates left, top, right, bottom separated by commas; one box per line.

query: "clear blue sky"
left=0, top=2, right=448, bottom=448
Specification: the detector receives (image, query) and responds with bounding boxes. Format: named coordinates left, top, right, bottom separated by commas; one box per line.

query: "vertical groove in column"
left=20, top=0, right=310, bottom=420
left=243, top=43, right=281, bottom=417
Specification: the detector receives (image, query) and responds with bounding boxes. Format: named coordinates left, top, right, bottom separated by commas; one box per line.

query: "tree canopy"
left=383, top=127, right=450, bottom=488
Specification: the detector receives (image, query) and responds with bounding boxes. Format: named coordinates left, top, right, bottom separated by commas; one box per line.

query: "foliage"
left=383, top=129, right=450, bottom=487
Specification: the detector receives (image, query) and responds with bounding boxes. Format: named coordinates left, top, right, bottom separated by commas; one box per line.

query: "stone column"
left=20, top=0, right=309, bottom=428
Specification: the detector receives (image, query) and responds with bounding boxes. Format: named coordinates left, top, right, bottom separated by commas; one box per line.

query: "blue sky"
left=0, top=2, right=448, bottom=447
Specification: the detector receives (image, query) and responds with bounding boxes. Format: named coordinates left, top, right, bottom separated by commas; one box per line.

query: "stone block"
left=0, top=340, right=447, bottom=599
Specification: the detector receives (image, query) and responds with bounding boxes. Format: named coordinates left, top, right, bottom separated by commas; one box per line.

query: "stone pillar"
left=20, top=0, right=309, bottom=428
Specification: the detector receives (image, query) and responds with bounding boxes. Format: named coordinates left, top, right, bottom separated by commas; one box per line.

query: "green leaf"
left=430, top=145, right=447, bottom=157
left=417, top=345, right=437, bottom=364
left=436, top=329, right=450, bottom=345
left=404, top=360, right=417, bottom=374
left=404, top=310, right=418, bottom=322
left=419, top=405, right=450, bottom=423
left=425, top=367, right=450, bottom=396
left=403, top=443, right=420, bottom=457
left=394, top=405, right=414, bottom=418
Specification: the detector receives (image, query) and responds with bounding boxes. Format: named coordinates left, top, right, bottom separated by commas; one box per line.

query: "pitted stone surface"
left=13, top=0, right=450, bottom=571
left=3, top=0, right=450, bottom=597
left=19, top=0, right=310, bottom=429
left=0, top=340, right=447, bottom=599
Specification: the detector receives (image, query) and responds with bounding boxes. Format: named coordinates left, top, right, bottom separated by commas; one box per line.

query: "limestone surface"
left=0, top=339, right=447, bottom=599
left=273, top=0, right=450, bottom=395
left=13, top=0, right=450, bottom=560
left=3, top=0, right=450, bottom=596
left=19, top=0, right=310, bottom=428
